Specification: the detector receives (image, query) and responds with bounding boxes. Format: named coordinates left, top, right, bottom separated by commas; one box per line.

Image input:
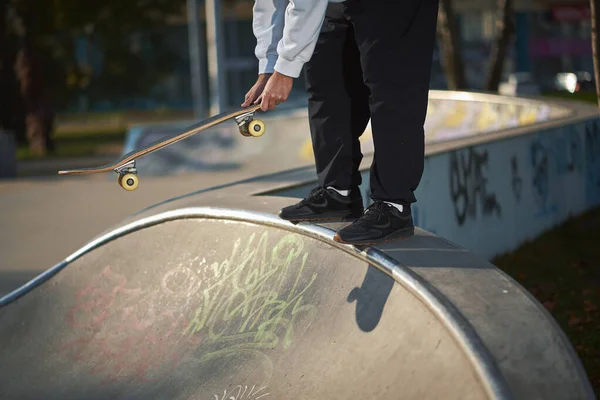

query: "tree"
left=486, top=0, right=515, bottom=92
left=12, top=0, right=55, bottom=154
left=436, top=0, right=467, bottom=90
left=0, top=1, right=24, bottom=143
left=6, top=0, right=187, bottom=153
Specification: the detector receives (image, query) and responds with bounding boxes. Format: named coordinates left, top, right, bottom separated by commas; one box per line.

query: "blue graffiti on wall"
left=529, top=137, right=559, bottom=217
left=511, top=155, right=523, bottom=203
left=449, top=146, right=502, bottom=226
left=554, top=125, right=583, bottom=176
left=528, top=121, right=598, bottom=216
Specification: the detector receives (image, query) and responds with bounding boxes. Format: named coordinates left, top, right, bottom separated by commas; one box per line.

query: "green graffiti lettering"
left=186, top=232, right=318, bottom=363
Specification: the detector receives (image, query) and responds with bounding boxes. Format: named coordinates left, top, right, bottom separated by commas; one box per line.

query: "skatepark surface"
left=0, top=91, right=595, bottom=399
left=0, top=184, right=595, bottom=399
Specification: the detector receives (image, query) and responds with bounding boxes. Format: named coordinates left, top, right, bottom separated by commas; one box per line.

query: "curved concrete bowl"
left=0, top=191, right=594, bottom=399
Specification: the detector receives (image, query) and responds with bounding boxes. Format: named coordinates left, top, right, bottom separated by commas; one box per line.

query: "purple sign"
left=530, top=37, right=592, bottom=57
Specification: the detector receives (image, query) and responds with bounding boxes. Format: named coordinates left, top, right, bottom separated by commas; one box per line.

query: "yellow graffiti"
left=475, top=103, right=499, bottom=131
left=299, top=139, right=314, bottom=161
left=519, top=107, right=539, bottom=125
left=299, top=125, right=373, bottom=161
left=444, top=101, right=467, bottom=127
left=186, top=232, right=318, bottom=364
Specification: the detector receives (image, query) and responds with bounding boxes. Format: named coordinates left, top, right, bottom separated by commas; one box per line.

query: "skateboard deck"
left=58, top=104, right=266, bottom=191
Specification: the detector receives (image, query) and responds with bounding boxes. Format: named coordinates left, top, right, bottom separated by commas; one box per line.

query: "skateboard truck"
left=115, top=160, right=139, bottom=191
left=235, top=110, right=266, bottom=137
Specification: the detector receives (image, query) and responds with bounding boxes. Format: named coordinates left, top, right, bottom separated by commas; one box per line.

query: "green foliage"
left=7, top=0, right=187, bottom=110
left=493, top=206, right=600, bottom=395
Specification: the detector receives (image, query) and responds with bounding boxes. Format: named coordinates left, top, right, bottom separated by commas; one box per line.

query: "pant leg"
left=344, top=0, right=439, bottom=204
left=303, top=3, right=370, bottom=191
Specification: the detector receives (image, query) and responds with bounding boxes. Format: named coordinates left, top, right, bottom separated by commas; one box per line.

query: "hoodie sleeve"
left=252, top=0, right=287, bottom=75
left=253, top=0, right=329, bottom=78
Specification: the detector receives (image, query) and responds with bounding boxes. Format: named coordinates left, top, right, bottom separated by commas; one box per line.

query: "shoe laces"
left=298, top=187, right=328, bottom=206
left=355, top=201, right=390, bottom=226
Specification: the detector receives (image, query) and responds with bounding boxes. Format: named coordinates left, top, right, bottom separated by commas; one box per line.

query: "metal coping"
left=0, top=207, right=513, bottom=400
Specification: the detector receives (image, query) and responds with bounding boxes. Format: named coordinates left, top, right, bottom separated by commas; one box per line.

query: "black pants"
left=304, top=0, right=439, bottom=205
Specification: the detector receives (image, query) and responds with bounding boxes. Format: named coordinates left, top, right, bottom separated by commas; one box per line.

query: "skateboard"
left=57, top=105, right=266, bottom=191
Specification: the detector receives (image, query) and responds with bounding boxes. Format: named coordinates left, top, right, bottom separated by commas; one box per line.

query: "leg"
left=304, top=2, right=370, bottom=192
left=278, top=3, right=369, bottom=223
left=347, top=0, right=439, bottom=205
left=334, top=0, right=440, bottom=244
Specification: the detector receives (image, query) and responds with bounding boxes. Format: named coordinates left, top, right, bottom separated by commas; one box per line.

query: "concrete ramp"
left=0, top=204, right=593, bottom=400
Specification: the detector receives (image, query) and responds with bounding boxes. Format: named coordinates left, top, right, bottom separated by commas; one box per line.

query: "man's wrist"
left=273, top=71, right=293, bottom=80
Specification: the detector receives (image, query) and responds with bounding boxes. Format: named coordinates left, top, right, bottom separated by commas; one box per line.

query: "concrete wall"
left=401, top=116, right=600, bottom=259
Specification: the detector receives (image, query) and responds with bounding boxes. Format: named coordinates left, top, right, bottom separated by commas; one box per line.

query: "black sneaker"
left=278, top=186, right=364, bottom=222
left=333, top=200, right=414, bottom=245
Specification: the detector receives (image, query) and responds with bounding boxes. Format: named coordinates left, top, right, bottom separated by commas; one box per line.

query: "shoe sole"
left=278, top=211, right=363, bottom=223
left=332, top=227, right=414, bottom=246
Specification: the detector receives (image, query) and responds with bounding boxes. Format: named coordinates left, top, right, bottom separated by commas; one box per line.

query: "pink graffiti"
left=57, top=265, right=201, bottom=384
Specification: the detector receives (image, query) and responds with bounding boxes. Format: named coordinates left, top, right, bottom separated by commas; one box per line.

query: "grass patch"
left=543, top=90, right=599, bottom=104
left=17, top=128, right=126, bottom=161
left=493, top=206, right=600, bottom=395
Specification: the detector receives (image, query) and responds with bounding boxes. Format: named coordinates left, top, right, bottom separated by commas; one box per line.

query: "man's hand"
left=242, top=73, right=271, bottom=108
left=254, top=71, right=294, bottom=112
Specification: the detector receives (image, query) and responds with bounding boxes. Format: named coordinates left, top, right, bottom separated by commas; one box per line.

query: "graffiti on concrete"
left=425, top=99, right=551, bottom=142
left=59, top=265, right=202, bottom=385
left=449, top=147, right=502, bottom=226
left=529, top=137, right=560, bottom=216
left=529, top=124, right=592, bottom=216
left=57, top=232, right=318, bottom=385
left=530, top=139, right=549, bottom=208
left=554, top=126, right=583, bottom=175
left=511, top=155, right=523, bottom=202
left=186, top=232, right=318, bottom=366
left=211, top=384, right=270, bottom=400
left=568, top=129, right=583, bottom=173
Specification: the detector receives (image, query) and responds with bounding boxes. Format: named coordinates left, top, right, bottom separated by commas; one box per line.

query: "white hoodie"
left=252, top=0, right=345, bottom=78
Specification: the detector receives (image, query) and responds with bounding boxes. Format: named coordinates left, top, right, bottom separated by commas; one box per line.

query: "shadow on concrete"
left=347, top=265, right=394, bottom=332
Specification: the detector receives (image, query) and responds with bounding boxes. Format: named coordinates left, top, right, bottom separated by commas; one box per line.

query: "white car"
left=554, top=71, right=594, bottom=93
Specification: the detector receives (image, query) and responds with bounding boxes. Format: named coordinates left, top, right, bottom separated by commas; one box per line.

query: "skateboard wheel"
left=119, top=173, right=139, bottom=191
left=248, top=120, right=266, bottom=137
left=238, top=127, right=252, bottom=137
